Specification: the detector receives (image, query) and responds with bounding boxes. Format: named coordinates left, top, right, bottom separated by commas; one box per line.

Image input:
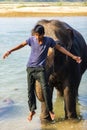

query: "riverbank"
left=0, top=2, right=87, bottom=17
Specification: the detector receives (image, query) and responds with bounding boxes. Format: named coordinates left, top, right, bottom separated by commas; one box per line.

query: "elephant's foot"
left=40, top=113, right=51, bottom=121
left=65, top=112, right=77, bottom=120
left=40, top=112, right=55, bottom=122
left=68, top=115, right=77, bottom=119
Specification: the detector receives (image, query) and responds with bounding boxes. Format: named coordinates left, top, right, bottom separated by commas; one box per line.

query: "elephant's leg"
left=40, top=91, right=54, bottom=120
left=35, top=78, right=54, bottom=120
left=35, top=81, right=49, bottom=119
left=40, top=75, right=55, bottom=120
left=64, top=86, right=77, bottom=119
left=64, top=86, right=70, bottom=119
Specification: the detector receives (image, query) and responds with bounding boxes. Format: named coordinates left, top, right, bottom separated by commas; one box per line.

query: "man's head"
left=33, top=24, right=45, bottom=35
left=32, top=24, right=45, bottom=40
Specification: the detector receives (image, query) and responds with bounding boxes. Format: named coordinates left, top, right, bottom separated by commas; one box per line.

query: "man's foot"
left=28, top=111, right=36, bottom=121
left=49, top=111, right=55, bottom=120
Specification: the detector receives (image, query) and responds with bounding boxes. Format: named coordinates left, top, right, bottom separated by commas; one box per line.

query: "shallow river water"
left=0, top=17, right=87, bottom=130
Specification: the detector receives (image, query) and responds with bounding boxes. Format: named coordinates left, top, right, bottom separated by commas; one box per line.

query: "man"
left=3, top=24, right=81, bottom=121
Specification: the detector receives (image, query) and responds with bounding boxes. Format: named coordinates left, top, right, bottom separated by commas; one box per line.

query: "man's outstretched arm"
left=3, top=41, right=27, bottom=59
left=55, top=44, right=82, bottom=63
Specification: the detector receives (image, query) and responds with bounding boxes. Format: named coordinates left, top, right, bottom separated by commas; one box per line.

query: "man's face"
left=34, top=33, right=44, bottom=40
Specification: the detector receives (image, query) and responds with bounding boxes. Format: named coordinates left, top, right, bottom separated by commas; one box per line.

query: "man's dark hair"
left=32, top=24, right=45, bottom=35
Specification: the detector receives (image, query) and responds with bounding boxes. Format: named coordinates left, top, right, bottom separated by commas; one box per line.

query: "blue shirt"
left=26, top=36, right=56, bottom=67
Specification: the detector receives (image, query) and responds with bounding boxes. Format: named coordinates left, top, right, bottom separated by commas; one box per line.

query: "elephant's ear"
left=55, top=39, right=72, bottom=62
left=55, top=40, right=63, bottom=46
left=66, top=28, right=74, bottom=40
left=55, top=40, right=67, bottom=50
left=66, top=28, right=73, bottom=52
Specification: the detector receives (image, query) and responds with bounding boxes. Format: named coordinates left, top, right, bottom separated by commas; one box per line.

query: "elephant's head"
left=36, top=19, right=73, bottom=49
left=33, top=20, right=74, bottom=68
left=33, top=19, right=74, bottom=101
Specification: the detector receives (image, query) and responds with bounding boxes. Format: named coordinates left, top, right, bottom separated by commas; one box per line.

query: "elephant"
left=33, top=19, right=87, bottom=120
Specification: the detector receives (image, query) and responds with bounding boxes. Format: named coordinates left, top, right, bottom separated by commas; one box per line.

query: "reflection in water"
left=0, top=95, right=87, bottom=130
left=35, top=96, right=87, bottom=130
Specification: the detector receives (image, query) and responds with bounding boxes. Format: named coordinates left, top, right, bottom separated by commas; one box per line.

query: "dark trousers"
left=26, top=67, right=52, bottom=112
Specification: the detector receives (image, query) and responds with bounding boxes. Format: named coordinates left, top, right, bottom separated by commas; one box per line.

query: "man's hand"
left=3, top=51, right=11, bottom=59
left=72, top=56, right=82, bottom=63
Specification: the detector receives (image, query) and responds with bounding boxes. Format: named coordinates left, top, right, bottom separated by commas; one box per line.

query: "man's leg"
left=26, top=67, right=36, bottom=121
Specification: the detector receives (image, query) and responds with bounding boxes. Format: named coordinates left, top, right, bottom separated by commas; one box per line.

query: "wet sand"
left=0, top=3, right=87, bottom=17
left=0, top=118, right=87, bottom=130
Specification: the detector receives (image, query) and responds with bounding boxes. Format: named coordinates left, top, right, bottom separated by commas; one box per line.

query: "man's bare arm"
left=55, top=44, right=82, bottom=63
left=3, top=41, right=27, bottom=59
